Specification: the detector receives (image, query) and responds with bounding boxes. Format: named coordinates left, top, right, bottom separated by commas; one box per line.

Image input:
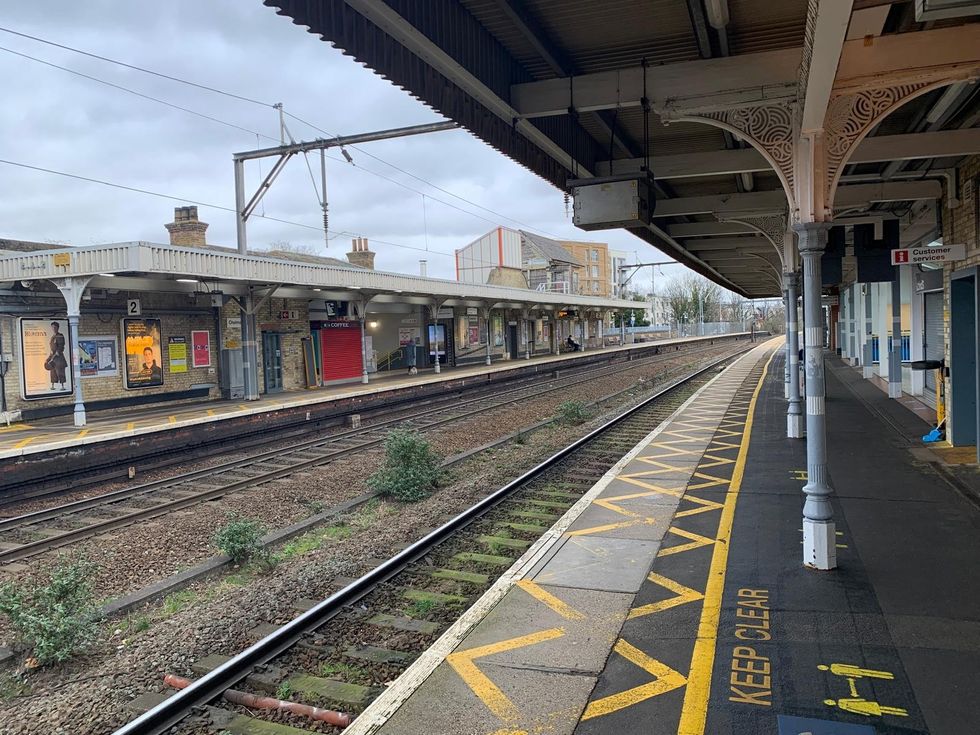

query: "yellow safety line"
left=77, top=429, right=90, bottom=439
left=0, top=424, right=30, bottom=433
left=13, top=436, right=36, bottom=449
left=677, top=349, right=774, bottom=735
left=516, top=580, right=585, bottom=620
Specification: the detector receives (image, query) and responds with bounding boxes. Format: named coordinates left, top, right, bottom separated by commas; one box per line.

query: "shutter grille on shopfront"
left=923, top=291, right=943, bottom=405
left=319, top=321, right=363, bottom=383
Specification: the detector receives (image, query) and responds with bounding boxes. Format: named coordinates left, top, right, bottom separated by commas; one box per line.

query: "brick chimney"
left=347, top=237, right=376, bottom=270
left=165, top=206, right=208, bottom=247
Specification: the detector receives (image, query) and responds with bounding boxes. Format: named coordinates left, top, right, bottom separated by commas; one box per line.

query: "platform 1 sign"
left=891, top=244, right=965, bottom=266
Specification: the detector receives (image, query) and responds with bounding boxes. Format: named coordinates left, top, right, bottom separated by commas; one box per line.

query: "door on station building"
left=262, top=333, right=283, bottom=394
left=950, top=272, right=977, bottom=448
left=922, top=290, right=943, bottom=407
left=507, top=323, right=519, bottom=359
left=319, top=320, right=363, bottom=383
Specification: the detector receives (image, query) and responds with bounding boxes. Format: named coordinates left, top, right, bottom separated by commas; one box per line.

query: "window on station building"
left=592, top=281, right=599, bottom=293
left=591, top=265, right=599, bottom=277
left=591, top=250, right=599, bottom=261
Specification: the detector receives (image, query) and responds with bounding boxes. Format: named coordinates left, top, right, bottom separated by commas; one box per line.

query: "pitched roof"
left=518, top=231, right=581, bottom=266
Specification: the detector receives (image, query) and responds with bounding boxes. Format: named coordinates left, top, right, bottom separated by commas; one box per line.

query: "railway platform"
left=347, top=338, right=980, bottom=735
left=0, top=333, right=747, bottom=463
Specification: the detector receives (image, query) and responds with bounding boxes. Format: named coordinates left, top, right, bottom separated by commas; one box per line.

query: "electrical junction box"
left=569, top=172, right=656, bottom=231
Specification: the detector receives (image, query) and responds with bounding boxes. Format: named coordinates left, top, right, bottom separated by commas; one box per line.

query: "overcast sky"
left=0, top=0, right=684, bottom=291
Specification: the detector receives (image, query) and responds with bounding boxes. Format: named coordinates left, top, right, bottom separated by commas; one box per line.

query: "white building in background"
left=609, top=249, right=631, bottom=297
left=645, top=294, right=671, bottom=328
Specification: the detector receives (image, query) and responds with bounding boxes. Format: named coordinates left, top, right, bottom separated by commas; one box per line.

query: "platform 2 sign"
left=891, top=243, right=965, bottom=265
left=123, top=318, right=164, bottom=389
left=18, top=318, right=73, bottom=399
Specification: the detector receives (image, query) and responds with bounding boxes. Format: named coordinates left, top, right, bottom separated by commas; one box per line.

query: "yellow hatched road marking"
left=516, top=580, right=585, bottom=620
left=581, top=640, right=687, bottom=720
left=677, top=350, right=774, bottom=735
left=447, top=627, right=565, bottom=721
left=657, top=526, right=716, bottom=557
left=628, top=572, right=704, bottom=620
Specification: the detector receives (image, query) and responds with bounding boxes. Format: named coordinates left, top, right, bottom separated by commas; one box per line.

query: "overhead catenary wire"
left=0, top=25, right=564, bottom=240
left=0, top=157, right=457, bottom=260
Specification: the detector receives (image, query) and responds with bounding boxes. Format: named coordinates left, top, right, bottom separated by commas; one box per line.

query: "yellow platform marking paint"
left=657, top=526, right=715, bottom=557
left=516, top=580, right=585, bottom=620
left=580, top=640, right=687, bottom=720
left=447, top=627, right=565, bottom=722
left=0, top=424, right=30, bottom=433
left=13, top=436, right=36, bottom=449
left=676, top=351, right=773, bottom=735
left=628, top=572, right=704, bottom=620
left=207, top=409, right=216, bottom=416
left=77, top=429, right=90, bottom=439
left=126, top=422, right=135, bottom=431
left=168, top=415, right=177, bottom=424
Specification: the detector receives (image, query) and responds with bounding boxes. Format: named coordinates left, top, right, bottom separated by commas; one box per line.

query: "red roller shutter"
left=320, top=321, right=363, bottom=382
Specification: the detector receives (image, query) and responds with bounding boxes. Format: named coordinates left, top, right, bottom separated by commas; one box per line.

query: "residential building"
left=562, top=240, right=611, bottom=297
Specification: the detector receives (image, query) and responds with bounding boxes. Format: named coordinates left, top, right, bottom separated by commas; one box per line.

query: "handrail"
left=376, top=346, right=403, bottom=371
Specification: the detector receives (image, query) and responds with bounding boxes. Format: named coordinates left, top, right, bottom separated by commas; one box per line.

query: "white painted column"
left=796, top=222, right=837, bottom=571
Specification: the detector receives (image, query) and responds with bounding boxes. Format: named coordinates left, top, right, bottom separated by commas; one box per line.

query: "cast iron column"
left=241, top=292, right=259, bottom=401
left=862, top=285, right=874, bottom=379
left=783, top=285, right=791, bottom=398
left=795, top=222, right=837, bottom=570
left=889, top=268, right=903, bottom=398
left=786, top=272, right=803, bottom=438
left=67, top=313, right=86, bottom=427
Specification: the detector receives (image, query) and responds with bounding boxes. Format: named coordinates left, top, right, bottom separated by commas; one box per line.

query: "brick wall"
left=1, top=289, right=220, bottom=414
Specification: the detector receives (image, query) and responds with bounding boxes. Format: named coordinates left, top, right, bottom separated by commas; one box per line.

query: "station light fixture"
left=368, top=320, right=379, bottom=329
left=175, top=278, right=198, bottom=284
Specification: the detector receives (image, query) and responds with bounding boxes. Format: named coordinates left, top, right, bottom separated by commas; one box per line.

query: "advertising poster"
left=398, top=327, right=420, bottom=346
left=19, top=318, right=73, bottom=399
left=168, top=336, right=187, bottom=373
left=492, top=314, right=504, bottom=347
left=191, top=330, right=211, bottom=368
left=78, top=336, right=118, bottom=378
left=427, top=324, right=446, bottom=356
left=123, top=318, right=164, bottom=389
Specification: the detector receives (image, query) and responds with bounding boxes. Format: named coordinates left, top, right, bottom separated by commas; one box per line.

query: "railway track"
left=0, top=340, right=747, bottom=566
left=1, top=338, right=739, bottom=506
left=113, top=350, right=739, bottom=735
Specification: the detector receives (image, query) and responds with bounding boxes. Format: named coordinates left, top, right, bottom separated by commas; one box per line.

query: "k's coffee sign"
left=891, top=244, right=966, bottom=266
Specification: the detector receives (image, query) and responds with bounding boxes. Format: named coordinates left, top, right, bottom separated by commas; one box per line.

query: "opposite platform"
left=0, top=333, right=750, bottom=462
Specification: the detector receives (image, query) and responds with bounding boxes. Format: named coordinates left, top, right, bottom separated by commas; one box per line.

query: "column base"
left=73, top=406, right=87, bottom=428
left=361, top=374, right=370, bottom=384
left=784, top=381, right=790, bottom=400
left=787, top=413, right=804, bottom=439
left=888, top=382, right=902, bottom=399
left=802, top=518, right=837, bottom=570
left=862, top=366, right=873, bottom=379
left=485, top=357, right=492, bottom=366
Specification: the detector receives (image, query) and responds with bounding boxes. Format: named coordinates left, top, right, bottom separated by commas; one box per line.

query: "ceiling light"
left=176, top=278, right=197, bottom=283
left=97, top=273, right=115, bottom=277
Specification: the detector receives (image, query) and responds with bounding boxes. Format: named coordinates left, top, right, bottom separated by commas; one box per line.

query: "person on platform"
left=565, top=334, right=581, bottom=352
left=45, top=321, right=68, bottom=390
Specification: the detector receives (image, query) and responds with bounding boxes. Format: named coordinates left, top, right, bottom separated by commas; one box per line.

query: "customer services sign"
left=891, top=244, right=966, bottom=265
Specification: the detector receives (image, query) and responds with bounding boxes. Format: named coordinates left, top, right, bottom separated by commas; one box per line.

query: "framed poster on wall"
left=122, top=318, right=164, bottom=389
left=191, top=330, right=211, bottom=368
left=492, top=314, right=504, bottom=347
left=78, top=336, right=118, bottom=378
left=18, top=318, right=73, bottom=399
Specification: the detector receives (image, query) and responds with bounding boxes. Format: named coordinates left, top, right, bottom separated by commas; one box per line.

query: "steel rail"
left=0, top=342, right=736, bottom=563
left=112, top=350, right=738, bottom=735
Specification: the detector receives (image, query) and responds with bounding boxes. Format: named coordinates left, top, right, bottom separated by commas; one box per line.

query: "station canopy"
left=263, top=0, right=980, bottom=297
